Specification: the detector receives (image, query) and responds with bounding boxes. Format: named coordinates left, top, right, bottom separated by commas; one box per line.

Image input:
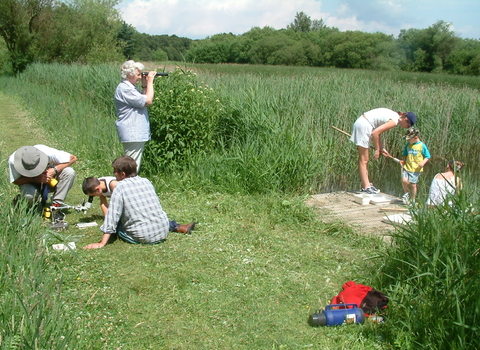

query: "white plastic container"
left=369, top=196, right=391, bottom=205
left=354, top=194, right=371, bottom=205
left=75, top=222, right=98, bottom=229
left=52, top=242, right=76, bottom=251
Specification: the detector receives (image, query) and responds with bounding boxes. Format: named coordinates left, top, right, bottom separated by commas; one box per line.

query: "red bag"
left=330, top=281, right=388, bottom=315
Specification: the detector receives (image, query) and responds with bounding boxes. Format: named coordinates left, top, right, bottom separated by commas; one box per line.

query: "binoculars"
left=141, top=72, right=168, bottom=76
left=308, top=304, right=364, bottom=327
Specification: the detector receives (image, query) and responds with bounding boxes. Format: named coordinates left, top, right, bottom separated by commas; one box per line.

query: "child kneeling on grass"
left=401, top=127, right=431, bottom=204
left=82, top=176, right=118, bottom=216
left=83, top=156, right=195, bottom=249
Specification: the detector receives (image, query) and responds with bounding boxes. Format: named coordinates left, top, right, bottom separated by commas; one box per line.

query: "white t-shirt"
left=99, top=176, right=117, bottom=197
left=363, top=108, right=400, bottom=129
left=426, top=175, right=457, bottom=206
left=350, top=108, right=400, bottom=148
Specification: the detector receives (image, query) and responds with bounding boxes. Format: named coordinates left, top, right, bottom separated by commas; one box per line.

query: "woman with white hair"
left=114, top=60, right=157, bottom=172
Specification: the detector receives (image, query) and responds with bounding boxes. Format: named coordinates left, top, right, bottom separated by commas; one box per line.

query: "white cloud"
left=117, top=0, right=480, bottom=39
left=118, top=0, right=328, bottom=39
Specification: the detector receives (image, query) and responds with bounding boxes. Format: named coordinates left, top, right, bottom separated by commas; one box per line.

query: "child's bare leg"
left=402, top=176, right=410, bottom=194
left=411, top=183, right=417, bottom=199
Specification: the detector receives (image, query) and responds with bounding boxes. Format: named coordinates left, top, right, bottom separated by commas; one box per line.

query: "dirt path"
left=0, top=91, right=47, bottom=156
left=306, top=191, right=409, bottom=238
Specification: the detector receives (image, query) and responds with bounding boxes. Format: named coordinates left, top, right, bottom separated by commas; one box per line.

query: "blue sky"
left=117, top=0, right=480, bottom=40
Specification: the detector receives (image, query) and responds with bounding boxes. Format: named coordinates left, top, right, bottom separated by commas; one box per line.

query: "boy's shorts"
left=402, top=170, right=421, bottom=184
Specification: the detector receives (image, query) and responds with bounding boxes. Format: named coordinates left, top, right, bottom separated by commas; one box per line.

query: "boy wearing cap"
left=401, top=127, right=430, bottom=204
left=8, top=145, right=77, bottom=206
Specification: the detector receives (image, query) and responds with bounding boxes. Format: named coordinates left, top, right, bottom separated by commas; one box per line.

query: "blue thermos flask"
left=308, top=304, right=365, bottom=326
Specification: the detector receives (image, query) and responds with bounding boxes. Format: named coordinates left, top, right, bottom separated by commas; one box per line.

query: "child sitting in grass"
left=400, top=127, right=431, bottom=204
left=83, top=156, right=195, bottom=249
left=82, top=176, right=118, bottom=216
left=426, top=160, right=464, bottom=207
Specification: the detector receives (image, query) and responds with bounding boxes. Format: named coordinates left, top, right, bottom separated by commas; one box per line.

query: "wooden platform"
left=306, top=191, right=409, bottom=237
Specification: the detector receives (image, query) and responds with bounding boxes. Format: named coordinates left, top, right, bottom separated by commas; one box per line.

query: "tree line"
left=0, top=2, right=478, bottom=76
left=186, top=13, right=480, bottom=76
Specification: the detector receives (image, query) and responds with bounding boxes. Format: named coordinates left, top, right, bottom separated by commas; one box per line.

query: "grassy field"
left=0, top=63, right=479, bottom=349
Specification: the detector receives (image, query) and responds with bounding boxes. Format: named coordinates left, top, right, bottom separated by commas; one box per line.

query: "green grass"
left=1, top=62, right=479, bottom=349
left=373, top=190, right=480, bottom=349
left=49, top=192, right=387, bottom=349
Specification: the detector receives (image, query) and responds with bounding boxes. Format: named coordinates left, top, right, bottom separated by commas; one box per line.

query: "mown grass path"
left=0, top=91, right=47, bottom=156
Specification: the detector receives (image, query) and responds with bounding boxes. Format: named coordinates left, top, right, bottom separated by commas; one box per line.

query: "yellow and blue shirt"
left=402, top=141, right=430, bottom=173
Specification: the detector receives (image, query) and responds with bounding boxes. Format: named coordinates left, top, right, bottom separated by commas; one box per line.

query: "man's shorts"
left=402, top=170, right=421, bottom=184
left=350, top=116, right=372, bottom=149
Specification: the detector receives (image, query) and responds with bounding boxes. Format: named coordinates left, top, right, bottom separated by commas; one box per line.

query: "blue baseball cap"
left=406, top=112, right=417, bottom=126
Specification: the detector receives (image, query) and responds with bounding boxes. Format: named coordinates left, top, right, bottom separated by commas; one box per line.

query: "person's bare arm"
left=418, top=158, right=429, bottom=168
left=13, top=173, right=44, bottom=186
left=83, top=233, right=111, bottom=249
left=142, top=71, right=156, bottom=106
left=45, top=154, right=78, bottom=180
left=371, top=120, right=397, bottom=159
left=99, top=195, right=109, bottom=217
left=53, top=154, right=77, bottom=174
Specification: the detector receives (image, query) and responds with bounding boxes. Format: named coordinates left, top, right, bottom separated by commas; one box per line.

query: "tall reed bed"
left=0, top=62, right=478, bottom=195
left=374, top=190, right=480, bottom=349
left=192, top=65, right=479, bottom=195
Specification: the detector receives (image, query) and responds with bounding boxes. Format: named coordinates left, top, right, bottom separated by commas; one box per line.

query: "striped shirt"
left=100, top=176, right=169, bottom=243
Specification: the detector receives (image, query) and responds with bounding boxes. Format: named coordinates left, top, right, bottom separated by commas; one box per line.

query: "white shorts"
left=350, top=117, right=372, bottom=149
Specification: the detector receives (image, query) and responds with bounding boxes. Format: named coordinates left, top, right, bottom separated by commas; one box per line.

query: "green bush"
left=143, top=68, right=223, bottom=173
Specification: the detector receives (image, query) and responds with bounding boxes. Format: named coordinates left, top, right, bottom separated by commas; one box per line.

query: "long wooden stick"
left=380, top=208, right=409, bottom=212
left=332, top=125, right=403, bottom=164
left=331, top=125, right=351, bottom=137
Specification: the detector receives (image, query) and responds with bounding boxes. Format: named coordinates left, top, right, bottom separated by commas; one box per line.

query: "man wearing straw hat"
left=8, top=145, right=77, bottom=206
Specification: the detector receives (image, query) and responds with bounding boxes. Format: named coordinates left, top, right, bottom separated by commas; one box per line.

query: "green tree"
left=445, top=38, right=480, bottom=75
left=322, top=31, right=395, bottom=69
left=311, top=18, right=326, bottom=31
left=133, top=33, right=192, bottom=61
left=0, top=0, right=52, bottom=74
left=397, top=20, right=459, bottom=72
left=34, top=0, right=123, bottom=64
left=118, top=21, right=137, bottom=59
left=152, top=48, right=168, bottom=61
left=287, top=11, right=312, bottom=32
left=185, top=33, right=237, bottom=63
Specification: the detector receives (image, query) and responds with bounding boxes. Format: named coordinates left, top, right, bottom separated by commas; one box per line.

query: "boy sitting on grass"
left=401, top=127, right=431, bottom=204
left=83, top=156, right=195, bottom=249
